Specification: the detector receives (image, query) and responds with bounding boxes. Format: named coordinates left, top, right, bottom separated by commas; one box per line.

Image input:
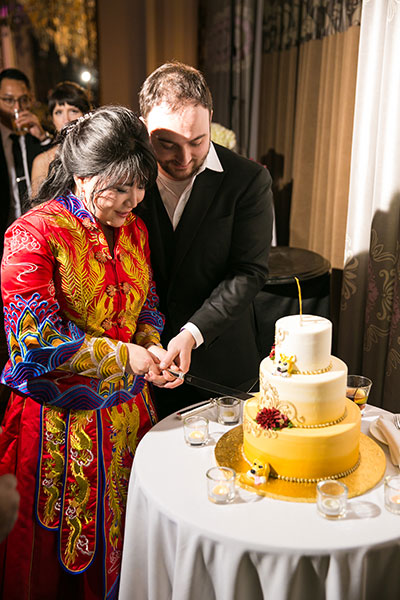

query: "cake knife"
left=165, top=369, right=255, bottom=419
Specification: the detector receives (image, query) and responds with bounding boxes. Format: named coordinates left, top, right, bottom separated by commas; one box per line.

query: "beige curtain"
left=338, top=0, right=400, bottom=411
left=258, top=25, right=360, bottom=269
left=146, top=0, right=198, bottom=73
left=98, top=0, right=198, bottom=108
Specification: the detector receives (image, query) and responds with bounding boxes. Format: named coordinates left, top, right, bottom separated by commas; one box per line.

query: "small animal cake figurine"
left=276, top=353, right=295, bottom=377
left=241, top=459, right=270, bottom=487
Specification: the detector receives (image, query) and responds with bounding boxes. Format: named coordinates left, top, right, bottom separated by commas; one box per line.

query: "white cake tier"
left=274, top=314, right=332, bottom=373
left=260, top=355, right=347, bottom=426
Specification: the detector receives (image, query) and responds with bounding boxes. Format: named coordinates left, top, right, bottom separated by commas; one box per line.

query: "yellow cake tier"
left=243, top=397, right=361, bottom=481
left=260, top=355, right=347, bottom=426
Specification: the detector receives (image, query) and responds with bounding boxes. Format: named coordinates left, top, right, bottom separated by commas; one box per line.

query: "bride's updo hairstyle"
left=33, top=105, right=157, bottom=205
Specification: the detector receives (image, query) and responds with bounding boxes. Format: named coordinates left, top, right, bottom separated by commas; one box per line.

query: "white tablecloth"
left=119, top=404, right=400, bottom=600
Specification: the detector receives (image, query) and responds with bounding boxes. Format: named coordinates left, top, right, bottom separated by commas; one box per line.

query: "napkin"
left=376, top=416, right=400, bottom=466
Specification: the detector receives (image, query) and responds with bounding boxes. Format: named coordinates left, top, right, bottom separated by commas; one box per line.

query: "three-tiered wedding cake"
left=243, top=314, right=361, bottom=482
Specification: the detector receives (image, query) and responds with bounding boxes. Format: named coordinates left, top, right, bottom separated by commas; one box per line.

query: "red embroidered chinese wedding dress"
left=0, top=193, right=162, bottom=599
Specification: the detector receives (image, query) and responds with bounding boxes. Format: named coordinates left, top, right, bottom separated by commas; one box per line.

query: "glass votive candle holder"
left=384, top=475, right=400, bottom=514
left=346, top=375, right=372, bottom=411
left=206, top=466, right=236, bottom=504
left=183, top=415, right=209, bottom=446
left=216, top=396, right=241, bottom=425
left=316, top=480, right=348, bottom=519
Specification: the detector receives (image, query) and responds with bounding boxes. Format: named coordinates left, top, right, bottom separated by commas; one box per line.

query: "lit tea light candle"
left=384, top=476, right=400, bottom=514
left=216, top=396, right=241, bottom=425
left=211, top=484, right=230, bottom=502
left=206, top=466, right=236, bottom=504
left=316, top=480, right=348, bottom=519
left=183, top=416, right=209, bottom=447
left=188, top=430, right=206, bottom=443
left=320, top=497, right=341, bottom=515
left=223, top=409, right=236, bottom=422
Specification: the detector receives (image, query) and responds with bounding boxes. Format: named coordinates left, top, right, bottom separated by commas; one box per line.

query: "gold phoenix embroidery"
left=42, top=409, right=66, bottom=524
left=64, top=411, right=94, bottom=567
left=107, top=403, right=140, bottom=549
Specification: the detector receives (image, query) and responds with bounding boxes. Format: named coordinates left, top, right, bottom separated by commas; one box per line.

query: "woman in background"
left=31, top=81, right=91, bottom=194
left=0, top=105, right=180, bottom=599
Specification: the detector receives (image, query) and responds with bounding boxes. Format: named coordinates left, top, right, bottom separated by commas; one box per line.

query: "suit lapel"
left=138, top=186, right=172, bottom=284
left=172, top=168, right=225, bottom=276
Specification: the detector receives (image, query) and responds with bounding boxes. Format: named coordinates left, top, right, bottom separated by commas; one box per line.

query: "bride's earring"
left=79, top=186, right=87, bottom=205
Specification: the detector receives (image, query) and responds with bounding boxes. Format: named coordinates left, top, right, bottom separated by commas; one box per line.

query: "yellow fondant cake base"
left=215, top=426, right=386, bottom=503
left=243, top=397, right=361, bottom=480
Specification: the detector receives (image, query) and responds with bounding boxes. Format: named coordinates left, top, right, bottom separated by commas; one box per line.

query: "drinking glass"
left=346, top=375, right=372, bottom=411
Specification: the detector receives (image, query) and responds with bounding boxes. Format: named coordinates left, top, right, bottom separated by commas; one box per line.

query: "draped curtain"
left=337, top=0, right=400, bottom=411
left=146, top=0, right=198, bottom=75
left=258, top=0, right=361, bottom=266
left=198, top=0, right=263, bottom=157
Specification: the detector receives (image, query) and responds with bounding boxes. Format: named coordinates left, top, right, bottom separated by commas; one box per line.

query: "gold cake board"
left=215, top=426, right=386, bottom=503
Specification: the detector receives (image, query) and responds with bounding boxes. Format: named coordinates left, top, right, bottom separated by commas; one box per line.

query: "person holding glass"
left=0, top=105, right=180, bottom=600
left=0, top=68, right=51, bottom=251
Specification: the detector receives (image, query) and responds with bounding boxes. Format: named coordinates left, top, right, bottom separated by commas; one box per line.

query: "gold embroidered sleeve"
left=58, top=335, right=128, bottom=382
left=134, top=324, right=162, bottom=348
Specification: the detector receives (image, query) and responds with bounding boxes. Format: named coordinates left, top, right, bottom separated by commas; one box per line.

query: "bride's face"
left=76, top=176, right=145, bottom=228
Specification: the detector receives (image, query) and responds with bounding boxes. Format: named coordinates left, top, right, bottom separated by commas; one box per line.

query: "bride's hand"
left=144, top=344, right=184, bottom=389
left=125, top=343, right=159, bottom=376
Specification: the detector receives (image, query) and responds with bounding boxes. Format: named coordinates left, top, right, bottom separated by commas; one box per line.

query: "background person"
left=0, top=473, right=19, bottom=542
left=137, top=61, right=274, bottom=418
left=31, top=80, right=91, bottom=195
left=0, top=68, right=51, bottom=250
left=0, top=105, right=180, bottom=600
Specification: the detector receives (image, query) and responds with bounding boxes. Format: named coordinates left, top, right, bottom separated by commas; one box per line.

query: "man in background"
left=0, top=68, right=51, bottom=251
left=137, top=62, right=273, bottom=418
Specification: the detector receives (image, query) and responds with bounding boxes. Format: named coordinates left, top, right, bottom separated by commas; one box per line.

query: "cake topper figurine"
left=276, top=353, right=295, bottom=377
left=241, top=459, right=270, bottom=486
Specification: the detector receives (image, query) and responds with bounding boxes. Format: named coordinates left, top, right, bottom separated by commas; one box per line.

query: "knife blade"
left=166, top=369, right=255, bottom=401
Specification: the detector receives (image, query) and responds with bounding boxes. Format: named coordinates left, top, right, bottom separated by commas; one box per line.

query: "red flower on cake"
left=256, top=407, right=293, bottom=430
left=269, top=345, right=275, bottom=360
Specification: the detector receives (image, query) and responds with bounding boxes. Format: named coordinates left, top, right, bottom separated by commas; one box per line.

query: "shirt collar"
left=198, top=142, right=223, bottom=176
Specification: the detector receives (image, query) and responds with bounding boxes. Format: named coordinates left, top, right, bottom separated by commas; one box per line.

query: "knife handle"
left=176, top=400, right=215, bottom=420
left=166, top=368, right=185, bottom=380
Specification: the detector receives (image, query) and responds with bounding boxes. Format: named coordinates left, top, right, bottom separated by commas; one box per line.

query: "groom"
left=137, top=62, right=274, bottom=418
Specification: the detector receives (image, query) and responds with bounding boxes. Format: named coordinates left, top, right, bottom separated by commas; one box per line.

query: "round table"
left=119, top=404, right=400, bottom=600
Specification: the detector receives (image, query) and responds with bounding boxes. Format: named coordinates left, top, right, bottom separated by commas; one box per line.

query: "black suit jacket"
left=0, top=131, right=45, bottom=241
left=136, top=143, right=273, bottom=392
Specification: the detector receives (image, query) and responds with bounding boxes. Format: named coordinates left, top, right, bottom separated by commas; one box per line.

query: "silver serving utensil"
left=393, top=414, right=400, bottom=430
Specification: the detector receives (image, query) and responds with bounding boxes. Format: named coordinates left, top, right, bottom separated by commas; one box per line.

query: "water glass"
left=346, top=375, right=372, bottom=411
